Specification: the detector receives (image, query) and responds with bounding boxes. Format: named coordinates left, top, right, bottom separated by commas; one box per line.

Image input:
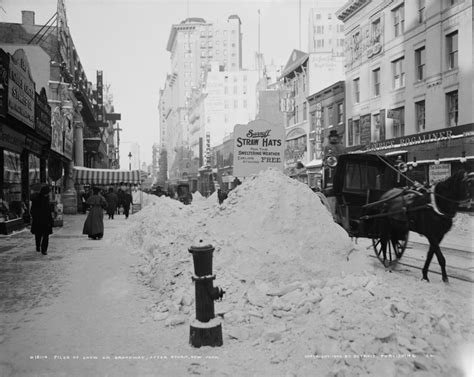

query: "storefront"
left=0, top=48, right=53, bottom=233
left=347, top=123, right=474, bottom=185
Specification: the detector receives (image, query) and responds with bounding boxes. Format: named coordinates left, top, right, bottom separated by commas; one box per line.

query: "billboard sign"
left=233, top=119, right=285, bottom=177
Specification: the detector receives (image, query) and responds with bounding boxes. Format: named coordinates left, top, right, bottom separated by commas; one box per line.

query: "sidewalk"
left=0, top=214, right=179, bottom=377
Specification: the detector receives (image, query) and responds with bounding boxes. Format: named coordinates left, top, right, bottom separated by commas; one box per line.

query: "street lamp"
left=128, top=152, right=132, bottom=171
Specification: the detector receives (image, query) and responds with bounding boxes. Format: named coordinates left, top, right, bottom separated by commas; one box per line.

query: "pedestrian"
left=217, top=188, right=228, bottom=205
left=122, top=190, right=133, bottom=219
left=104, top=187, right=118, bottom=219
left=30, top=185, right=54, bottom=255
left=117, top=188, right=125, bottom=215
left=82, top=187, right=108, bottom=240
left=80, top=185, right=91, bottom=214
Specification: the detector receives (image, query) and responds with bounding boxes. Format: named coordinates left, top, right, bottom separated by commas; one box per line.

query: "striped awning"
left=72, top=167, right=147, bottom=185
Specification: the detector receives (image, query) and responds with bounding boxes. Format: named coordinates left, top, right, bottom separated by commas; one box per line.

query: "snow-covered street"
left=0, top=169, right=473, bottom=377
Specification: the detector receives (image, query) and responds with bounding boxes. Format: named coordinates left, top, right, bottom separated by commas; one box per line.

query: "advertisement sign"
left=7, top=49, right=35, bottom=128
left=0, top=49, right=8, bottom=117
left=313, top=103, right=322, bottom=159
left=360, top=114, right=371, bottom=146
left=429, top=163, right=451, bottom=185
left=34, top=88, right=52, bottom=141
left=50, top=105, right=64, bottom=155
left=233, top=120, right=285, bottom=177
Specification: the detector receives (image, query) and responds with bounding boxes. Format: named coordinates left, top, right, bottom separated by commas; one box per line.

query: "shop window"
left=392, top=106, right=405, bottom=137
left=373, top=68, right=380, bottom=96
left=353, top=119, right=360, bottom=145
left=29, top=154, right=41, bottom=186
left=418, top=0, right=426, bottom=23
left=415, top=100, right=425, bottom=132
left=337, top=102, right=344, bottom=124
left=392, top=57, right=405, bottom=89
left=353, top=78, right=360, bottom=103
left=392, top=3, right=405, bottom=37
left=446, top=90, right=458, bottom=127
left=1, top=150, right=23, bottom=221
left=415, top=47, right=425, bottom=81
left=446, top=31, right=458, bottom=69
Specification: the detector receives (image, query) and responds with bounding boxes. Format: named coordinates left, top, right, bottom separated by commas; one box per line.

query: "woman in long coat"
left=82, top=187, right=108, bottom=240
left=30, top=185, right=54, bottom=255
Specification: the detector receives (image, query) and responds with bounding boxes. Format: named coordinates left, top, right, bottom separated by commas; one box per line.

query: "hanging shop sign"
left=7, top=49, right=35, bottom=128
left=233, top=119, right=285, bottom=177
left=50, top=105, right=64, bottom=155
left=0, top=123, right=25, bottom=153
left=34, top=88, right=52, bottom=142
left=429, top=163, right=451, bottom=185
left=0, top=49, right=8, bottom=117
left=63, top=116, right=73, bottom=160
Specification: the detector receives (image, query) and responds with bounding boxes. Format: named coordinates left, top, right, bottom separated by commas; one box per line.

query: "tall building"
left=308, top=1, right=346, bottom=56
left=161, top=15, right=244, bottom=180
left=336, top=0, right=473, bottom=183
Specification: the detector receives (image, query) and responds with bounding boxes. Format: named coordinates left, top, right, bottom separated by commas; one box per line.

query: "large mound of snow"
left=118, top=169, right=473, bottom=377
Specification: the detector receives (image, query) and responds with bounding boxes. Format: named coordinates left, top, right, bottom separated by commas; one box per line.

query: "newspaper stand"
left=188, top=242, right=224, bottom=347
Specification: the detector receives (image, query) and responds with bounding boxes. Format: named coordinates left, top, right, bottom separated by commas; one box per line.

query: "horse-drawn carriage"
left=321, top=152, right=472, bottom=282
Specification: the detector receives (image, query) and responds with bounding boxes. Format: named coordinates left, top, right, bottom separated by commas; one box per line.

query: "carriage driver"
left=323, top=129, right=346, bottom=161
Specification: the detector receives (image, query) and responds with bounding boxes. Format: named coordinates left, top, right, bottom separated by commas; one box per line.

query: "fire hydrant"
left=188, top=241, right=224, bottom=347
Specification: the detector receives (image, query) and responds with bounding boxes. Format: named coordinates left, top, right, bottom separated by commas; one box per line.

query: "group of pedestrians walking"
left=82, top=186, right=133, bottom=240
left=30, top=184, right=135, bottom=254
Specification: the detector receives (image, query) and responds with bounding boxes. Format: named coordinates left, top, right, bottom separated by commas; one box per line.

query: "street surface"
left=0, top=212, right=472, bottom=377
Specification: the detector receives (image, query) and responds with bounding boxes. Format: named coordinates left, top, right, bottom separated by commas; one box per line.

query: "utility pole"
left=299, top=0, right=302, bottom=50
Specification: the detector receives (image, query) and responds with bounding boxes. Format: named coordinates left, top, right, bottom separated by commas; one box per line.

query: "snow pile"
left=141, top=191, right=161, bottom=207
left=451, top=212, right=473, bottom=238
left=191, top=191, right=205, bottom=201
left=118, top=169, right=472, bottom=377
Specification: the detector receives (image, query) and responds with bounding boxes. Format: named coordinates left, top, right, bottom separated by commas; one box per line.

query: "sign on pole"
left=429, top=163, right=451, bottom=185
left=233, top=119, right=285, bottom=177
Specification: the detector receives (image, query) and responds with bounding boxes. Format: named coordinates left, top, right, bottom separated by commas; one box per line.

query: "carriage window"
left=345, top=163, right=383, bottom=191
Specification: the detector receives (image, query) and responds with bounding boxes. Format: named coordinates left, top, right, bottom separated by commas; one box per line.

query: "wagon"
left=322, top=153, right=411, bottom=266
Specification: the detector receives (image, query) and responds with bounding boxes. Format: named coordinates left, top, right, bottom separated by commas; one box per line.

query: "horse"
left=375, top=169, right=472, bottom=282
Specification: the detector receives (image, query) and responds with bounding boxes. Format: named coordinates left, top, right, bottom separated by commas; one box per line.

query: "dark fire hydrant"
left=188, top=241, right=224, bottom=347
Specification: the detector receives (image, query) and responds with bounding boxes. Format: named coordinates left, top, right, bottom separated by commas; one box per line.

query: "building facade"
left=337, top=0, right=473, bottom=183
left=308, top=2, right=347, bottom=56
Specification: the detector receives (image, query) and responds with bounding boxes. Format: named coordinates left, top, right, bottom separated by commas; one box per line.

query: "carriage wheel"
left=372, top=232, right=409, bottom=267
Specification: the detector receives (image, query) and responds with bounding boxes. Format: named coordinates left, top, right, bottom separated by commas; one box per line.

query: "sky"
left=0, top=0, right=344, bottom=167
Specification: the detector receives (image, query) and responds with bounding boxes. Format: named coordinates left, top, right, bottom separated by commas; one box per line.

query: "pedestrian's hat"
left=328, top=130, right=340, bottom=138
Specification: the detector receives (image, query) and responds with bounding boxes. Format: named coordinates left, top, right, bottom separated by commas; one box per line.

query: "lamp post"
left=128, top=152, right=132, bottom=171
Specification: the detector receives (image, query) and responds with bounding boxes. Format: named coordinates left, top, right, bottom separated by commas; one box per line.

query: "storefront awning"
left=72, top=167, right=147, bottom=185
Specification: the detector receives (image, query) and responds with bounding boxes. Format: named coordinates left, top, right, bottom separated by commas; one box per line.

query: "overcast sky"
left=0, top=0, right=344, bottom=166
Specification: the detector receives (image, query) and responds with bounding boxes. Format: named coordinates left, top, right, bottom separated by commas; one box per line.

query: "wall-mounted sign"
left=7, top=49, right=35, bottom=128
left=34, top=88, right=52, bottom=141
left=50, top=105, right=64, bottom=155
left=429, top=163, right=451, bottom=185
left=360, top=114, right=372, bottom=146
left=387, top=109, right=400, bottom=119
left=0, top=49, right=8, bottom=117
left=63, top=116, right=73, bottom=160
left=0, top=123, right=25, bottom=153
left=233, top=119, right=285, bottom=177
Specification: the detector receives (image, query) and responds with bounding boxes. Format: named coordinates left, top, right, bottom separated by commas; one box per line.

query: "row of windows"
left=352, top=31, right=458, bottom=102
left=348, top=91, right=458, bottom=145
left=223, top=86, right=248, bottom=95
left=313, top=38, right=345, bottom=48
left=223, top=99, right=248, bottom=109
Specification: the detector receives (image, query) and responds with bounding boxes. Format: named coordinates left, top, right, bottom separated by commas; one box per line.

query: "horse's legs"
left=433, top=244, right=448, bottom=282
left=422, top=244, right=435, bottom=282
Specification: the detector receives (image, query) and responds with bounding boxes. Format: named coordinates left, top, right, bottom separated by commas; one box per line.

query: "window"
left=303, top=102, right=307, bottom=121
left=392, top=3, right=405, bottom=37
left=337, top=103, right=344, bottom=124
left=353, top=78, right=360, bottom=103
left=328, top=13, right=332, bottom=19
left=447, top=31, right=458, bottom=69
left=353, top=119, right=360, bottom=145
left=337, top=24, right=344, bottom=33
left=372, top=18, right=381, bottom=43
left=317, top=25, right=324, bottom=34
left=415, top=47, right=426, bottom=81
left=373, top=68, right=380, bottom=96
left=316, top=39, right=324, bottom=48
left=446, top=91, right=458, bottom=127
left=243, top=100, right=247, bottom=108
left=234, top=100, right=238, bottom=109
left=418, top=0, right=426, bottom=23
left=392, top=107, right=405, bottom=137
left=224, top=86, right=228, bottom=94
left=316, top=13, right=321, bottom=20
left=295, top=105, right=299, bottom=124
left=373, top=113, right=381, bottom=142
left=302, top=75, right=306, bottom=92
left=415, top=100, right=425, bottom=132
left=392, top=57, right=405, bottom=89
left=327, top=106, right=334, bottom=126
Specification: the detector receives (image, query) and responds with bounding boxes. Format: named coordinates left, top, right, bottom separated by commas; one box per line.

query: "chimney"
left=22, top=11, right=35, bottom=26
